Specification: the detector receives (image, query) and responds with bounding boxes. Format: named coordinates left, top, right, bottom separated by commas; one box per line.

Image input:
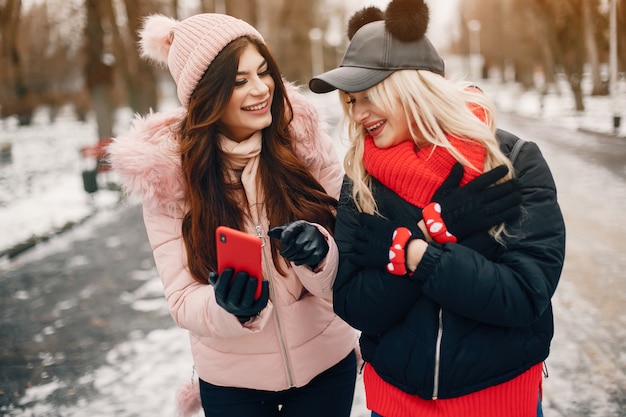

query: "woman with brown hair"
left=108, top=13, right=358, bottom=417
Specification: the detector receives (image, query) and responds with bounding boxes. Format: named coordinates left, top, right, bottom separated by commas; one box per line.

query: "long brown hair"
left=179, top=36, right=337, bottom=284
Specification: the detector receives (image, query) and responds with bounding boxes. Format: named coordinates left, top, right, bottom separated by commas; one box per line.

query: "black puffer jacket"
left=333, top=129, right=566, bottom=399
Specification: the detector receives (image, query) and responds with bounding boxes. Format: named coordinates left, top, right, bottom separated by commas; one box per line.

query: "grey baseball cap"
left=309, top=20, right=444, bottom=94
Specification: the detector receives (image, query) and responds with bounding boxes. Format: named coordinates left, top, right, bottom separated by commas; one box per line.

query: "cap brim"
left=309, top=66, right=394, bottom=94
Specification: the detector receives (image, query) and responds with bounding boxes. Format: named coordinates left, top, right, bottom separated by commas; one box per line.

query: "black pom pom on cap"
left=385, top=0, right=430, bottom=42
left=308, top=0, right=444, bottom=94
left=347, top=6, right=384, bottom=40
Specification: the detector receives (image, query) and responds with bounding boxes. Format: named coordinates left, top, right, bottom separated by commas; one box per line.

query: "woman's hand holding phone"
left=209, top=269, right=269, bottom=322
left=216, top=226, right=263, bottom=299
left=213, top=226, right=267, bottom=321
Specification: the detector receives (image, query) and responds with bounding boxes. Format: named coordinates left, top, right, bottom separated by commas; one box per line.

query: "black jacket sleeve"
left=414, top=140, right=566, bottom=327
left=333, top=176, right=425, bottom=335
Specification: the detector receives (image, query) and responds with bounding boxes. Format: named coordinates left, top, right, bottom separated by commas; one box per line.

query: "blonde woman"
left=309, top=1, right=565, bottom=416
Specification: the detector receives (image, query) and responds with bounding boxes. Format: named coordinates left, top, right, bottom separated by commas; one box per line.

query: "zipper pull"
left=256, top=224, right=265, bottom=247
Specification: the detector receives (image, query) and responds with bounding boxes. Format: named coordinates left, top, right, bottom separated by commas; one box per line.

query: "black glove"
left=353, top=211, right=424, bottom=271
left=209, top=268, right=269, bottom=320
left=430, top=162, right=522, bottom=240
left=268, top=220, right=329, bottom=269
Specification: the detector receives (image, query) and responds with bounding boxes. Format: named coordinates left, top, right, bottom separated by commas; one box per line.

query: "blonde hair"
left=340, top=70, right=515, bottom=239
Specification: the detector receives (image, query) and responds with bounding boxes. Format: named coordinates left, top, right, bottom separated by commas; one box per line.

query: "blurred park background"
left=1, top=1, right=626, bottom=415
left=0, top=0, right=625, bottom=141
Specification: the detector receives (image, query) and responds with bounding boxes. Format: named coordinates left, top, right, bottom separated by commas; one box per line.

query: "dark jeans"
left=199, top=350, right=357, bottom=417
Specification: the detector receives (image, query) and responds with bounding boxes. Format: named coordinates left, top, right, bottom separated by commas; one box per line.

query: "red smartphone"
left=215, top=226, right=263, bottom=300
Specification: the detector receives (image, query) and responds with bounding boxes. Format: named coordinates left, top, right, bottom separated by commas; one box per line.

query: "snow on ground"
left=0, top=77, right=625, bottom=416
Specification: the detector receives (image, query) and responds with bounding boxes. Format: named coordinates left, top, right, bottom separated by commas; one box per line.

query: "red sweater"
left=364, top=363, right=543, bottom=417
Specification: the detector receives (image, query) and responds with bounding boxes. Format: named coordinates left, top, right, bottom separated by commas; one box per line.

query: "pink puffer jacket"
left=108, top=84, right=358, bottom=391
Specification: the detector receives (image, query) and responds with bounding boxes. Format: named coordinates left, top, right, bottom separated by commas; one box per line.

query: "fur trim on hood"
left=108, top=82, right=330, bottom=212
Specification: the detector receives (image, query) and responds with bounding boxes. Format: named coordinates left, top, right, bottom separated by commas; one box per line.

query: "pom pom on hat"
left=309, top=0, right=444, bottom=93
left=139, top=14, right=177, bottom=66
left=345, top=0, right=430, bottom=43
left=137, top=13, right=264, bottom=107
left=347, top=7, right=384, bottom=40
left=386, top=0, right=430, bottom=42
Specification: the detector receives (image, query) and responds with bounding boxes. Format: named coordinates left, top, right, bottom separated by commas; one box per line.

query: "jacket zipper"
left=432, top=308, right=444, bottom=400
left=256, top=224, right=295, bottom=388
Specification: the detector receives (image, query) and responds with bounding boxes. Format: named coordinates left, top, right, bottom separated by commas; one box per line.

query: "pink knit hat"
left=139, top=13, right=264, bottom=107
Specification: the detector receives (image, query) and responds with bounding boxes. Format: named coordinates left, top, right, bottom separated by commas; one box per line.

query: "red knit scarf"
left=362, top=133, right=487, bottom=208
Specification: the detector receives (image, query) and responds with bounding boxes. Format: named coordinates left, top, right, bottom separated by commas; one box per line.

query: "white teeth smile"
left=243, top=102, right=267, bottom=111
left=367, top=120, right=385, bottom=132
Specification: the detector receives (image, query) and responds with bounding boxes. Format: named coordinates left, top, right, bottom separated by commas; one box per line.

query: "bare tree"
left=490, top=0, right=543, bottom=87
left=84, top=0, right=115, bottom=138
left=20, top=2, right=87, bottom=122
left=616, top=0, right=626, bottom=71
left=0, top=0, right=32, bottom=124
left=506, top=0, right=587, bottom=110
left=125, top=0, right=161, bottom=113
left=275, top=1, right=318, bottom=83
left=203, top=0, right=321, bottom=84
left=551, top=0, right=586, bottom=110
left=226, top=0, right=257, bottom=25
left=583, top=0, right=608, bottom=95
left=528, top=0, right=557, bottom=89
left=100, top=0, right=159, bottom=115
left=459, top=0, right=617, bottom=111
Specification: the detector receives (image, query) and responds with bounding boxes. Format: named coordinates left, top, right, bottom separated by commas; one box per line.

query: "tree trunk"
left=91, top=85, right=115, bottom=139
left=0, top=0, right=34, bottom=124
left=84, top=0, right=115, bottom=138
left=617, top=0, right=625, bottom=75
left=256, top=0, right=283, bottom=49
left=570, top=74, right=586, bottom=111
left=276, top=0, right=316, bottom=83
left=564, top=0, right=587, bottom=111
left=529, top=1, right=557, bottom=88
left=226, top=0, right=257, bottom=25
left=533, top=0, right=586, bottom=111
left=582, top=0, right=607, bottom=95
left=118, top=0, right=158, bottom=114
